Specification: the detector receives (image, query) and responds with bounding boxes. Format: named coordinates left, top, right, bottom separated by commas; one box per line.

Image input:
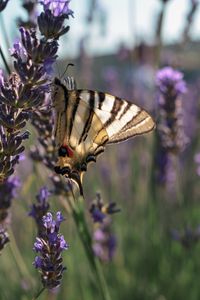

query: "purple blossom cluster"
left=33, top=212, right=68, bottom=289
left=89, top=193, right=119, bottom=262
left=0, top=0, right=73, bottom=184
left=29, top=186, right=51, bottom=236
left=155, top=66, right=188, bottom=185
left=0, top=0, right=73, bottom=265
left=38, top=0, right=73, bottom=39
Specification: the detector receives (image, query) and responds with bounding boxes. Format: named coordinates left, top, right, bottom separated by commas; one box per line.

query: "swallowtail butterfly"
left=53, top=77, right=155, bottom=195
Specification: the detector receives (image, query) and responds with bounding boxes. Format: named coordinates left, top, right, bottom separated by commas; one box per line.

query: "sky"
left=0, top=0, right=200, bottom=59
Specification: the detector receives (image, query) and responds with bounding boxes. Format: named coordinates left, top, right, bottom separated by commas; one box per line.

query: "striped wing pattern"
left=78, top=90, right=155, bottom=143
left=53, top=78, right=155, bottom=195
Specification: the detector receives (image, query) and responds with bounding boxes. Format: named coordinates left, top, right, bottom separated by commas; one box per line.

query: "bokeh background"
left=1, top=0, right=200, bottom=299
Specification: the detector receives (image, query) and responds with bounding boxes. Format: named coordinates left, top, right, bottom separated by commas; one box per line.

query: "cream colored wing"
left=53, top=79, right=155, bottom=195
left=77, top=90, right=155, bottom=144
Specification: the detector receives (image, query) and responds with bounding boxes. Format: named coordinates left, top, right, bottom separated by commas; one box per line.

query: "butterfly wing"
left=53, top=87, right=110, bottom=194
left=78, top=90, right=155, bottom=143
left=53, top=80, right=155, bottom=195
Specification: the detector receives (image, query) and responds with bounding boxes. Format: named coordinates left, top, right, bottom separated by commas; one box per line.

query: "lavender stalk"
left=154, top=67, right=188, bottom=193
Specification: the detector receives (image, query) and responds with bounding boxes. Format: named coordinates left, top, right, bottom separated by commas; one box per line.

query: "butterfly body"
left=52, top=78, right=155, bottom=195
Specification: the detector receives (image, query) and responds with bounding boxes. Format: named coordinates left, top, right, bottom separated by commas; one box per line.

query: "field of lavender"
left=1, top=0, right=200, bottom=299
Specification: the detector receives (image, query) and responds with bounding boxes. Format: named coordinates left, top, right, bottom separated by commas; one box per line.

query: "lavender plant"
left=29, top=186, right=51, bottom=236
left=0, top=2, right=73, bottom=262
left=33, top=211, right=68, bottom=289
left=154, top=67, right=187, bottom=188
left=0, top=0, right=73, bottom=184
left=89, top=193, right=119, bottom=262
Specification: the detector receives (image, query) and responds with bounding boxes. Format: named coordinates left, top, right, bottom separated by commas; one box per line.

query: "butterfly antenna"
left=60, top=63, right=74, bottom=80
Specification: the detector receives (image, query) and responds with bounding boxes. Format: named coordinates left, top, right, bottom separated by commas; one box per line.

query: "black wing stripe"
left=104, top=96, right=124, bottom=128
left=78, top=90, right=95, bottom=144
left=118, top=102, right=133, bottom=120
left=98, top=92, right=105, bottom=109
left=116, top=110, right=146, bottom=135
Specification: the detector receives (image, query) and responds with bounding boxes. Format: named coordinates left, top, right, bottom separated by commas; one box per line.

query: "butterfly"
left=52, top=77, right=155, bottom=196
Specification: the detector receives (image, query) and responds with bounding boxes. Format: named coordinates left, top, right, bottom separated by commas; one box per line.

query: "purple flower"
left=155, top=67, right=188, bottom=186
left=0, top=0, right=72, bottom=187
left=89, top=193, right=120, bottom=223
left=41, top=0, right=74, bottom=18
left=89, top=194, right=119, bottom=262
left=156, top=67, right=187, bottom=96
left=33, top=211, right=68, bottom=289
left=38, top=0, right=73, bottom=39
left=29, top=186, right=51, bottom=236
left=10, top=28, right=58, bottom=84
left=0, top=0, right=9, bottom=12
left=92, top=219, right=117, bottom=262
left=10, top=41, right=28, bottom=63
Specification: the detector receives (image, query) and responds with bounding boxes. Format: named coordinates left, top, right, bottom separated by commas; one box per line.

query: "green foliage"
left=1, top=134, right=200, bottom=300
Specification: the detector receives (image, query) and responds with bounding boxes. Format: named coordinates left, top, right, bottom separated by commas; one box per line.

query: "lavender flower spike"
left=89, top=194, right=119, bottom=262
left=156, top=67, right=187, bottom=96
left=33, top=212, right=68, bottom=289
left=29, top=186, right=51, bottom=236
left=155, top=67, right=188, bottom=186
left=38, top=0, right=73, bottom=39
left=41, top=0, right=74, bottom=18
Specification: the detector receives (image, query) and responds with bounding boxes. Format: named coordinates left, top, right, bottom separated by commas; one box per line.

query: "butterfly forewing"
left=78, top=90, right=155, bottom=143
left=53, top=78, right=155, bottom=195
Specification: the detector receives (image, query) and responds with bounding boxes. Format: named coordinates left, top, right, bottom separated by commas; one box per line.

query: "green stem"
left=32, top=287, right=45, bottom=300
left=8, top=228, right=33, bottom=283
left=61, top=187, right=111, bottom=300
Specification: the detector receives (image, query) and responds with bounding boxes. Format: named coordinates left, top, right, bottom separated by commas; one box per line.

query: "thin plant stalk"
left=60, top=186, right=111, bottom=300
left=8, top=228, right=34, bottom=284
left=32, top=287, right=45, bottom=300
left=154, top=1, right=168, bottom=67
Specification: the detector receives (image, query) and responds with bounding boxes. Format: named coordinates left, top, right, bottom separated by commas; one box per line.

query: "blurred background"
left=1, top=0, right=200, bottom=299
